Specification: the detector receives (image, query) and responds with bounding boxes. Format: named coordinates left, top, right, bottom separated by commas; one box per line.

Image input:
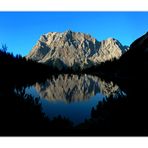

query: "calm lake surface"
left=25, top=74, right=124, bottom=125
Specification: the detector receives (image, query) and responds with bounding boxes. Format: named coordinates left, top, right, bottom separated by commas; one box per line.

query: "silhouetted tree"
left=0, top=43, right=8, bottom=53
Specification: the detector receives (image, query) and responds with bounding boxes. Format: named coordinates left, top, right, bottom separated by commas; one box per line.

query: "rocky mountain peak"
left=26, top=30, right=128, bottom=71
left=65, top=29, right=73, bottom=34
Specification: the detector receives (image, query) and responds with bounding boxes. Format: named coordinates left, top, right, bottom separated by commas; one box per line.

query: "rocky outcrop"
left=34, top=74, right=121, bottom=103
left=26, top=30, right=128, bottom=71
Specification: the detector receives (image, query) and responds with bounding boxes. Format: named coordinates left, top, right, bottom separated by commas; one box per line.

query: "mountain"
left=96, top=32, right=148, bottom=83
left=119, top=32, right=148, bottom=64
left=110, top=32, right=148, bottom=73
left=119, top=32, right=148, bottom=79
left=26, top=30, right=128, bottom=71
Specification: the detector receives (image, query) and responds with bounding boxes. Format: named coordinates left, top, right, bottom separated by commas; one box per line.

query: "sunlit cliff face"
left=34, top=74, right=121, bottom=103
left=27, top=30, right=128, bottom=71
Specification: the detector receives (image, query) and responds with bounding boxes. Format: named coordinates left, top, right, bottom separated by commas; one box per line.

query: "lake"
left=25, top=74, right=125, bottom=125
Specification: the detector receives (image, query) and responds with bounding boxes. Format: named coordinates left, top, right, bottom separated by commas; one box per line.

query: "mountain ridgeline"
left=94, top=32, right=148, bottom=80
left=26, top=30, right=128, bottom=71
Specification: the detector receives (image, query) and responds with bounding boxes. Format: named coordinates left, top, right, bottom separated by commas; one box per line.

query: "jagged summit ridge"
left=26, top=30, right=128, bottom=70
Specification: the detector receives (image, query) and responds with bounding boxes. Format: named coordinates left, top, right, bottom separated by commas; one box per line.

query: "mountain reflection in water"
left=25, top=74, right=124, bottom=124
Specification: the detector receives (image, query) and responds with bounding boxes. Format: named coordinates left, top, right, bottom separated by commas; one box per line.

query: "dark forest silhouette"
left=0, top=46, right=74, bottom=136
left=0, top=32, right=148, bottom=136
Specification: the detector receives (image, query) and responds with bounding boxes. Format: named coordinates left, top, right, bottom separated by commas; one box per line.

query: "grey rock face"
left=34, top=74, right=121, bottom=103
left=26, top=30, right=128, bottom=70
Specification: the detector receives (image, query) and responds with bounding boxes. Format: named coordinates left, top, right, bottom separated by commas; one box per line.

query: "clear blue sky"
left=0, top=12, right=147, bottom=56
